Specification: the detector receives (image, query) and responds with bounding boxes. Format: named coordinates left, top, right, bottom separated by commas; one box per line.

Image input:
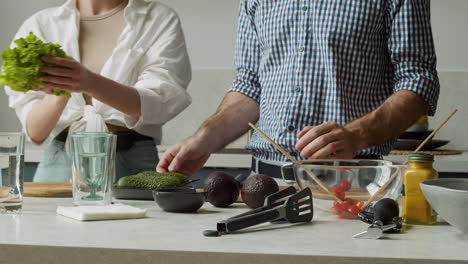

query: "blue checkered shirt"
left=229, top=0, right=440, bottom=161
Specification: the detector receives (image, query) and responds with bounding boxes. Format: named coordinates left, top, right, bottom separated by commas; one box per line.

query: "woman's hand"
left=39, top=56, right=96, bottom=95
left=38, top=56, right=141, bottom=118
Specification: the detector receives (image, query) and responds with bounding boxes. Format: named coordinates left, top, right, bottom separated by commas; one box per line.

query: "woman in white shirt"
left=5, top=0, right=192, bottom=182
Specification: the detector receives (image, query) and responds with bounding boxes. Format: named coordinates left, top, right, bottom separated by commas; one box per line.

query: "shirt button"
left=288, top=125, right=296, bottom=132
left=299, top=46, right=305, bottom=52
left=302, top=6, right=308, bottom=11
left=295, top=86, right=302, bottom=93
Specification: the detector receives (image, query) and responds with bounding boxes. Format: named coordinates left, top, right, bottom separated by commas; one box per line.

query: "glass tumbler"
left=71, top=132, right=116, bottom=206
left=0, top=133, right=25, bottom=213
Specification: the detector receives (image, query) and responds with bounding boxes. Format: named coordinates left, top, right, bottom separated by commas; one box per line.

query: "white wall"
left=431, top=0, right=468, bottom=71
left=0, top=0, right=467, bottom=150
left=158, top=0, right=239, bottom=69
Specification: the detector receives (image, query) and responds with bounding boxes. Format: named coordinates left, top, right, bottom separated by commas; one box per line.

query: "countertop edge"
left=1, top=244, right=466, bottom=264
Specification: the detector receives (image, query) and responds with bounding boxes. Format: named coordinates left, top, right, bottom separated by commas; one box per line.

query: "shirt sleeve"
left=123, top=13, right=192, bottom=129
left=3, top=17, right=73, bottom=145
left=228, top=0, right=262, bottom=103
left=387, top=0, right=440, bottom=116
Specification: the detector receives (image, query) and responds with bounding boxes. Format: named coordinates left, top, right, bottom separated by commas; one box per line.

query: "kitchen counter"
left=1, top=198, right=467, bottom=264
left=386, top=152, right=468, bottom=173
left=25, top=142, right=468, bottom=173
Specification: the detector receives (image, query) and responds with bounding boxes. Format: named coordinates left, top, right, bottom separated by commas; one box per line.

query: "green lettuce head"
left=0, top=32, right=71, bottom=97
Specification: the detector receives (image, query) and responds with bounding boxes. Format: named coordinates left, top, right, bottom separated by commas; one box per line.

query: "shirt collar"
left=53, top=0, right=77, bottom=17
left=53, top=0, right=150, bottom=18
left=127, top=0, right=151, bottom=15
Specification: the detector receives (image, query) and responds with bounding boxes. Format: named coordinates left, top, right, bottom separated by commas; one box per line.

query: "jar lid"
left=408, top=153, right=434, bottom=161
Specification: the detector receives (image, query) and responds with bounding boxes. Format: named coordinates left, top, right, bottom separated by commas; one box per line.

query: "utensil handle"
left=414, top=109, right=458, bottom=153
left=362, top=167, right=402, bottom=208
left=248, top=122, right=343, bottom=202
left=225, top=209, right=280, bottom=233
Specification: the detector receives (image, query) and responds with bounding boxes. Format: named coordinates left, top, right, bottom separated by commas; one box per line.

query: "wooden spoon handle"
left=414, top=109, right=458, bottom=153
left=248, top=122, right=343, bottom=202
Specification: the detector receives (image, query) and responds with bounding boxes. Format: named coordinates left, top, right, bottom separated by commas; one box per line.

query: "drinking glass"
left=0, top=133, right=25, bottom=213
left=71, top=132, right=116, bottom=206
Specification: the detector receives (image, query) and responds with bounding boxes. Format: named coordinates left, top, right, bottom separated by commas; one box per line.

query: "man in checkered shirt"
left=158, top=0, right=439, bottom=177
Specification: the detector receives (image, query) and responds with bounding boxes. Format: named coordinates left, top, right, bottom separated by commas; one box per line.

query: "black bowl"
left=152, top=188, right=205, bottom=213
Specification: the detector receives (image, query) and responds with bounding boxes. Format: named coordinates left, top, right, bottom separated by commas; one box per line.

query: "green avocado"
left=116, top=171, right=188, bottom=189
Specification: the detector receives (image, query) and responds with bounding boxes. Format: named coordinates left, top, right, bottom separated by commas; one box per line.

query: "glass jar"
left=402, top=153, right=438, bottom=225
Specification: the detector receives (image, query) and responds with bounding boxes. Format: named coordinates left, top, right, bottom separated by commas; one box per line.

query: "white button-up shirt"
left=4, top=0, right=192, bottom=145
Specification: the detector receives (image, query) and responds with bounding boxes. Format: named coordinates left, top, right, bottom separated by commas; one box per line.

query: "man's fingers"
left=297, top=126, right=313, bottom=139
left=295, top=122, right=338, bottom=151
left=156, top=146, right=180, bottom=173
left=168, top=148, right=190, bottom=173
left=299, top=131, right=341, bottom=158
left=156, top=157, right=170, bottom=173
left=310, top=141, right=345, bottom=159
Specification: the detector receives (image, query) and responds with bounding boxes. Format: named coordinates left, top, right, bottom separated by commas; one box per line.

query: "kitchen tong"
left=203, top=187, right=313, bottom=237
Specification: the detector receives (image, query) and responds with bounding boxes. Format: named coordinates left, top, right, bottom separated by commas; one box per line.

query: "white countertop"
left=1, top=198, right=467, bottom=264
left=386, top=152, right=468, bottom=173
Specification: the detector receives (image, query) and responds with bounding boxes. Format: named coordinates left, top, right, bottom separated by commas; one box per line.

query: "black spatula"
left=204, top=187, right=313, bottom=236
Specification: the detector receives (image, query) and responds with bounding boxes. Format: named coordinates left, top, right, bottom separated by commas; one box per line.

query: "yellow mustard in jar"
left=402, top=153, right=438, bottom=225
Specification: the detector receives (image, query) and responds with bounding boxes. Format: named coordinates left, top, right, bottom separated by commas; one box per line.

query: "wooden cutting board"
left=23, top=182, right=72, bottom=198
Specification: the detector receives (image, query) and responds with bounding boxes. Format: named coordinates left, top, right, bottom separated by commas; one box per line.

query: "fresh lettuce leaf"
left=0, top=32, right=71, bottom=97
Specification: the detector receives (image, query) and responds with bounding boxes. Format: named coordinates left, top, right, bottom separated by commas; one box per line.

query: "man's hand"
left=39, top=56, right=95, bottom=94
left=295, top=121, right=363, bottom=159
left=156, top=134, right=213, bottom=176
left=157, top=92, right=260, bottom=176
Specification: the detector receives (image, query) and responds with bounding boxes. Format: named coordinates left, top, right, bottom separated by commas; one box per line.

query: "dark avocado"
left=241, top=174, right=279, bottom=209
left=204, top=171, right=240, bottom=208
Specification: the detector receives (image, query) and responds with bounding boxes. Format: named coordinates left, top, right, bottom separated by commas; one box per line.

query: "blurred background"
left=0, top=0, right=467, bottom=181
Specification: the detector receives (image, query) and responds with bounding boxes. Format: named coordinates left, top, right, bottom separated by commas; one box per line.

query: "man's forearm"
left=345, top=90, right=429, bottom=150
left=196, top=91, right=260, bottom=153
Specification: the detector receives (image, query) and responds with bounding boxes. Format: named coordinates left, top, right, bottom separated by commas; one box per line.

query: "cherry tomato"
left=331, top=201, right=344, bottom=215
left=332, top=186, right=345, bottom=194
left=342, top=200, right=354, bottom=209
left=346, top=205, right=361, bottom=215
left=355, top=200, right=364, bottom=209
left=332, top=187, right=345, bottom=200
left=331, top=201, right=360, bottom=219
left=339, top=179, right=351, bottom=191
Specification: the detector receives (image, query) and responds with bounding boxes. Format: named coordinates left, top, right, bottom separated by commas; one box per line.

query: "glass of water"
left=0, top=133, right=25, bottom=213
left=71, top=132, right=116, bottom=206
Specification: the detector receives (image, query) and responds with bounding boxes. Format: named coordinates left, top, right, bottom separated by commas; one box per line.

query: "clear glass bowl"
left=289, top=160, right=406, bottom=213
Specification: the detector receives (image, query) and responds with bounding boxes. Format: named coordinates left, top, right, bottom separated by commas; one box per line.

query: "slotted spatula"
left=227, top=186, right=298, bottom=220
left=204, top=187, right=313, bottom=236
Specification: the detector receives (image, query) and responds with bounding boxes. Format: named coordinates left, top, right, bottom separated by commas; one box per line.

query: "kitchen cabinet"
left=1, top=198, right=467, bottom=264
